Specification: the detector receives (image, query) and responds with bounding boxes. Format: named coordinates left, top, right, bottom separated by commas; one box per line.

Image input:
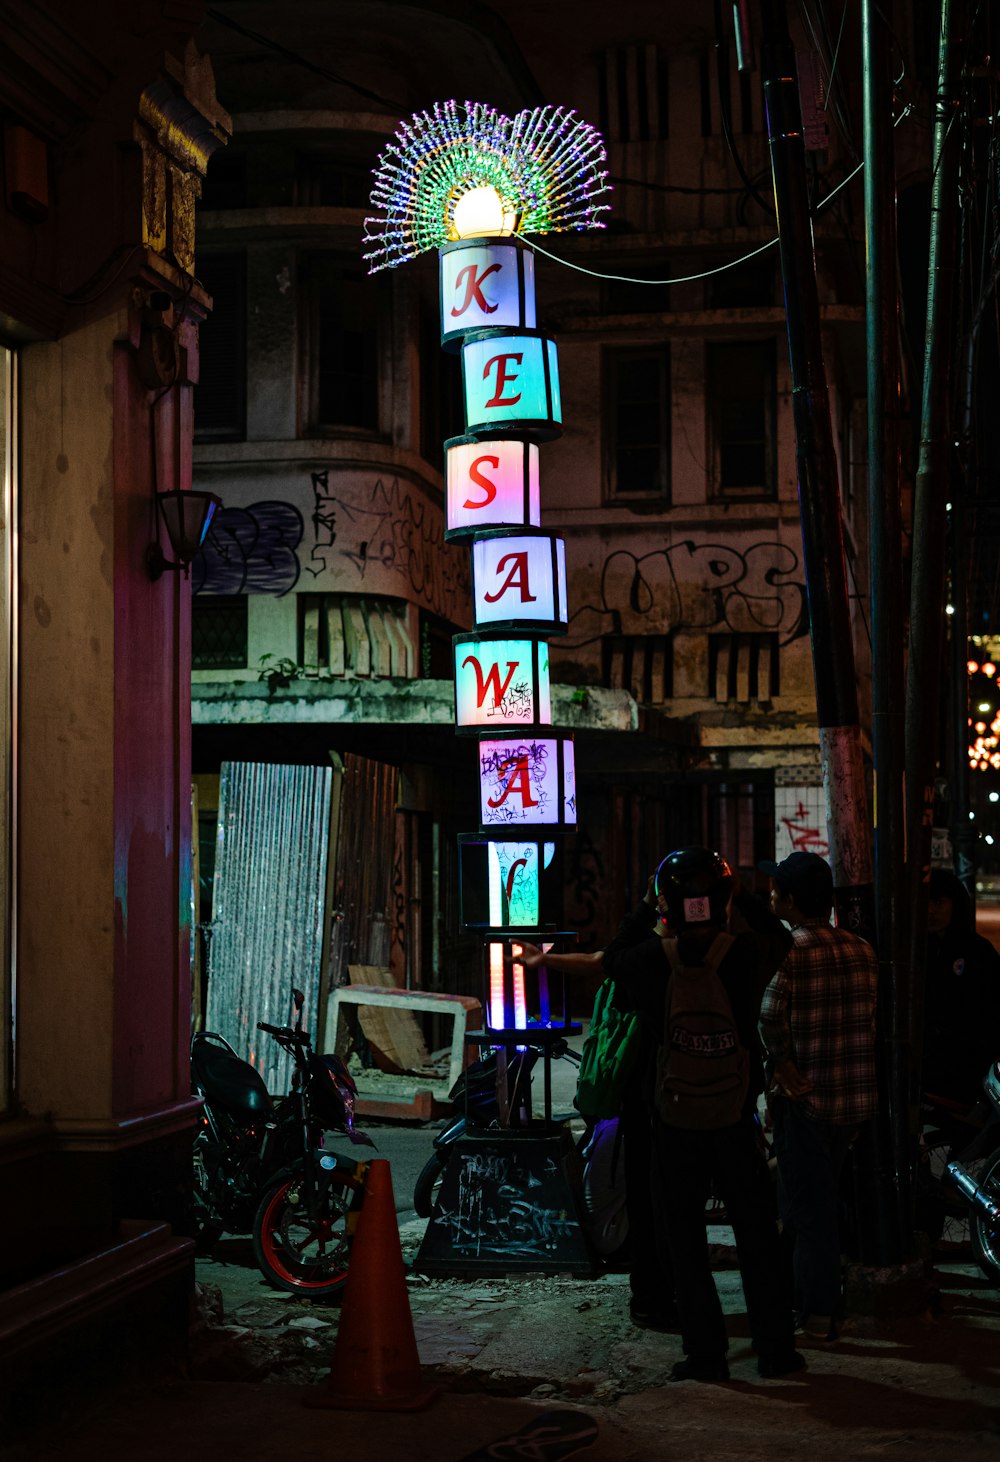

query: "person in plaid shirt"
left=757, top=851, right=878, bottom=1342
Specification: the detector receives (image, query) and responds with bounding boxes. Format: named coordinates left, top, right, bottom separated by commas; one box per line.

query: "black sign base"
left=414, top=1127, right=594, bottom=1277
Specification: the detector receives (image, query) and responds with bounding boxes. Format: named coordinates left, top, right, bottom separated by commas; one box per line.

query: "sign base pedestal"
left=414, top=1126, right=594, bottom=1277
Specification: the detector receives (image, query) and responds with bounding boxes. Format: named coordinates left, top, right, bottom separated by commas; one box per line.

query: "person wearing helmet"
left=758, top=850, right=878, bottom=1344
left=602, top=846, right=801, bottom=1383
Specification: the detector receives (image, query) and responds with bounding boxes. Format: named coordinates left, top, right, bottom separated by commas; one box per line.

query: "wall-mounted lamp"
left=146, top=488, right=222, bottom=581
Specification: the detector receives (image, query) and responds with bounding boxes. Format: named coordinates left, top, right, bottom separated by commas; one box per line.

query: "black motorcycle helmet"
left=654, top=846, right=733, bottom=929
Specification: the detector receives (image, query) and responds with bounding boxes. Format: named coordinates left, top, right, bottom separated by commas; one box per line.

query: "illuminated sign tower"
left=366, top=102, right=610, bottom=1272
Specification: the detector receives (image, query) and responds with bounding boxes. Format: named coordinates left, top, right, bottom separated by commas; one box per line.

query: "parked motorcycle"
left=932, top=1056, right=1000, bottom=1282
left=190, top=988, right=374, bottom=1298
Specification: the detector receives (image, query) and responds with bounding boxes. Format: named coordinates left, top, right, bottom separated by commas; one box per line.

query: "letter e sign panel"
left=461, top=331, right=562, bottom=440
left=446, top=437, right=540, bottom=539
left=471, top=533, right=567, bottom=632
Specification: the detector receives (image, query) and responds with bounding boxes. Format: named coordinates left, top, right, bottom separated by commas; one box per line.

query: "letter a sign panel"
left=471, top=532, right=567, bottom=633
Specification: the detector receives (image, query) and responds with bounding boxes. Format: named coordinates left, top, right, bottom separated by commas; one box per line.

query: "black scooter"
left=923, top=1056, right=1000, bottom=1282
left=190, top=988, right=374, bottom=1298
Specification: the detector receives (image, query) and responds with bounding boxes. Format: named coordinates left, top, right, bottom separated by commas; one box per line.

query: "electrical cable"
left=713, top=0, right=774, bottom=216
left=205, top=7, right=406, bottom=113
left=525, top=104, right=912, bottom=288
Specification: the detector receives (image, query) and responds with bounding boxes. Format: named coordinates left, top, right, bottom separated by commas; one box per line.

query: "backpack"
left=575, top=980, right=641, bottom=1120
left=655, top=932, right=749, bottom=1130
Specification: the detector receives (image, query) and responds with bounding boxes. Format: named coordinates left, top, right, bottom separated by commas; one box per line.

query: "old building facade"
left=191, top=1, right=879, bottom=1002
left=0, top=0, right=228, bottom=1399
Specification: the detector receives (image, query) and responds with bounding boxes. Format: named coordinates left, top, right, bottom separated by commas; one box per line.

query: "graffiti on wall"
left=192, top=476, right=470, bottom=623
left=307, top=471, right=470, bottom=621
left=565, top=539, right=808, bottom=646
left=778, top=799, right=829, bottom=857
left=193, top=501, right=303, bottom=597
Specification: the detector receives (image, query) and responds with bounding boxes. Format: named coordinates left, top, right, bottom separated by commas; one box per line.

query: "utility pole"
left=863, top=0, right=910, bottom=1256
left=905, top=0, right=965, bottom=1153
left=760, top=0, right=897, bottom=1263
left=759, top=0, right=874, bottom=934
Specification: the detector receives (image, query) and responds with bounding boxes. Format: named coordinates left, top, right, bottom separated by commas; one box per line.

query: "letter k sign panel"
left=439, top=239, right=536, bottom=351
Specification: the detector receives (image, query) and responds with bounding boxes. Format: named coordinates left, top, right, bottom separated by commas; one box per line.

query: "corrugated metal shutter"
left=207, top=761, right=332, bottom=1094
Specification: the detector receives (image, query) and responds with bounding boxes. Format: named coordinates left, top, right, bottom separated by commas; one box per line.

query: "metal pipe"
left=759, top=0, right=874, bottom=937
left=863, top=0, right=909, bottom=1260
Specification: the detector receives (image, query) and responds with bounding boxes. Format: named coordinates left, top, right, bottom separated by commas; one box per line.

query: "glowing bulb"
left=986, top=835, right=995, bottom=846
left=979, top=702, right=993, bottom=713
left=986, top=664, right=997, bottom=677
left=946, top=604, right=956, bottom=616
left=990, top=791, right=999, bottom=802
left=969, top=661, right=981, bottom=674
left=452, top=184, right=516, bottom=240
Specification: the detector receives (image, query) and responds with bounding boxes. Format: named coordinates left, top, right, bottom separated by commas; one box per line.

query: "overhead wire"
left=525, top=103, right=912, bottom=288
left=205, top=7, right=407, bottom=112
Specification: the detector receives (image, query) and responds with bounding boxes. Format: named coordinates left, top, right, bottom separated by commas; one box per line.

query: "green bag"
left=575, top=979, right=641, bottom=1119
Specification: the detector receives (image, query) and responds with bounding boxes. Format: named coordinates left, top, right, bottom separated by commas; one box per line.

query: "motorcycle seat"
left=193, top=1039, right=273, bottom=1118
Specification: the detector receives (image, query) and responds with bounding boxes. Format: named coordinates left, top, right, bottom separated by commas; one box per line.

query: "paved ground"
left=6, top=1194, right=998, bottom=1460
left=6, top=1056, right=1000, bottom=1457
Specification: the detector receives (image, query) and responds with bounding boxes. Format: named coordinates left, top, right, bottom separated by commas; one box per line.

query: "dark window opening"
left=705, top=779, right=775, bottom=885
left=194, top=253, right=247, bottom=443
left=603, top=266, right=670, bottom=315
left=419, top=306, right=464, bottom=468
left=708, top=339, right=776, bottom=497
left=605, top=347, right=671, bottom=500
left=193, top=595, right=248, bottom=670
left=597, top=45, right=668, bottom=143
left=303, top=255, right=380, bottom=434
left=295, top=151, right=372, bottom=208
left=420, top=612, right=455, bottom=679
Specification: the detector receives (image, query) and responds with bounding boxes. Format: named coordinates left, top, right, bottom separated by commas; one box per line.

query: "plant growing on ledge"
left=257, top=653, right=301, bottom=693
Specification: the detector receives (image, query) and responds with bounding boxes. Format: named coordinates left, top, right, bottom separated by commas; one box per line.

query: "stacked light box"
left=441, top=236, right=576, bottom=1036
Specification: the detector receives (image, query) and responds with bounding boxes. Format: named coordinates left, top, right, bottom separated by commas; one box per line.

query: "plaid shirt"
left=758, top=918, right=878, bottom=1125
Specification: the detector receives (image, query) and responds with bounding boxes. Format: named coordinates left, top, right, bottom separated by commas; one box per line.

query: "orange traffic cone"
left=304, top=1158, right=440, bottom=1412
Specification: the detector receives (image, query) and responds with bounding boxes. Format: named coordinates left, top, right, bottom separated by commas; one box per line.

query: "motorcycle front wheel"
left=252, top=1165, right=362, bottom=1299
left=969, top=1147, right=1000, bottom=1284
left=412, top=1150, right=449, bottom=1218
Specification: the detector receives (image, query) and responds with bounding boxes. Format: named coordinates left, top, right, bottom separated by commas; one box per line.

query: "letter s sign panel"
left=446, top=438, right=540, bottom=538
